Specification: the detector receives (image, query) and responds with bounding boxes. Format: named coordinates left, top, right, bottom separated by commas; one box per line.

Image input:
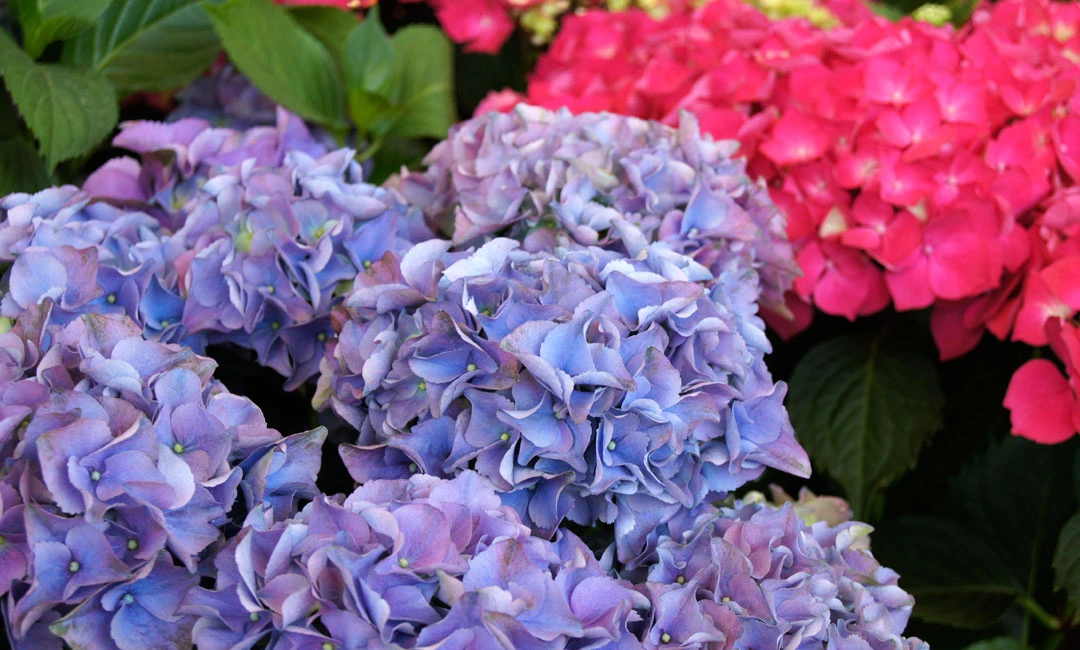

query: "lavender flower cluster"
left=624, top=498, right=926, bottom=650
left=396, top=105, right=799, bottom=315
left=315, top=235, right=809, bottom=560
left=0, top=305, right=324, bottom=649
left=1, top=110, right=427, bottom=390
left=184, top=471, right=646, bottom=650
left=0, top=74, right=925, bottom=650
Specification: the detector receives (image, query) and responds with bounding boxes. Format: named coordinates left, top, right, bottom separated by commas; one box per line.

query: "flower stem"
left=1017, top=595, right=1062, bottom=631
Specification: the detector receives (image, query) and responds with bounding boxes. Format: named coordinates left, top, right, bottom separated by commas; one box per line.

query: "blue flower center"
left=90, top=469, right=101, bottom=481
left=172, top=442, right=184, bottom=454
left=106, top=294, right=117, bottom=304
left=127, top=539, right=138, bottom=551
left=68, top=561, right=80, bottom=573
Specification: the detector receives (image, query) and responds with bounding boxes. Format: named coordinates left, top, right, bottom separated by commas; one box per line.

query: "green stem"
left=356, top=136, right=384, bottom=163
left=1017, top=595, right=1062, bottom=632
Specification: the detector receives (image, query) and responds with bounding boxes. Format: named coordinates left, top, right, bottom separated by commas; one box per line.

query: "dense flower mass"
left=184, top=471, right=647, bottom=650
left=493, top=0, right=1080, bottom=444
left=399, top=0, right=704, bottom=53
left=0, top=305, right=324, bottom=649
left=1, top=113, right=427, bottom=389
left=316, top=233, right=808, bottom=560
left=397, top=105, right=798, bottom=316
left=625, top=497, right=927, bottom=650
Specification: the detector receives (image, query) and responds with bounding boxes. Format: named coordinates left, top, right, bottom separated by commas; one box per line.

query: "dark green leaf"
left=868, top=2, right=906, bottom=20
left=366, top=135, right=430, bottom=184
left=873, top=516, right=1023, bottom=629
left=342, top=8, right=401, bottom=133
left=203, top=0, right=346, bottom=127
left=1054, top=513, right=1080, bottom=606
left=288, top=4, right=357, bottom=64
left=960, top=638, right=1026, bottom=650
left=11, top=0, right=112, bottom=58
left=0, top=30, right=118, bottom=170
left=787, top=332, right=944, bottom=515
left=386, top=25, right=455, bottom=139
left=948, top=438, right=1078, bottom=589
left=0, top=133, right=50, bottom=195
left=64, top=0, right=219, bottom=94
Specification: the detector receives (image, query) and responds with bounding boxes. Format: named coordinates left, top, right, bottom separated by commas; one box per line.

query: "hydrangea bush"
left=0, top=85, right=930, bottom=648
left=3, top=1, right=1080, bottom=649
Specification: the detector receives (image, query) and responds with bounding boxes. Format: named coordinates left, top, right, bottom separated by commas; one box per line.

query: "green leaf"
left=868, top=1, right=906, bottom=20
left=960, top=638, right=1026, bottom=650
left=948, top=438, right=1078, bottom=589
left=63, top=0, right=219, bottom=94
left=386, top=25, right=455, bottom=139
left=873, top=516, right=1023, bottom=629
left=11, top=0, right=113, bottom=58
left=787, top=332, right=944, bottom=515
left=1053, top=513, right=1080, bottom=606
left=203, top=0, right=346, bottom=127
left=0, top=134, right=51, bottom=195
left=0, top=30, right=118, bottom=170
left=288, top=4, right=357, bottom=64
left=342, top=8, right=401, bottom=134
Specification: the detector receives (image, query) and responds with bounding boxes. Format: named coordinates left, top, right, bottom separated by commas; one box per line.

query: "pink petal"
left=1003, top=359, right=1077, bottom=444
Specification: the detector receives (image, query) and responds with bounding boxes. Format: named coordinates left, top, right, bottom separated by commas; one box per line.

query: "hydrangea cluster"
left=396, top=105, right=798, bottom=316
left=486, top=0, right=1080, bottom=444
left=0, top=304, right=324, bottom=649
left=0, top=70, right=926, bottom=650
left=1, top=113, right=427, bottom=389
left=625, top=498, right=927, bottom=650
left=316, top=230, right=808, bottom=560
left=184, top=471, right=646, bottom=650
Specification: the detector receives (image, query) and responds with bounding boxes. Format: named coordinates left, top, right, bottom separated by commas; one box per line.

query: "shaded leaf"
left=960, top=638, right=1025, bottom=650
left=949, top=437, right=1077, bottom=589
left=0, top=30, right=118, bottom=170
left=1054, top=512, right=1080, bottom=606
left=64, top=0, right=219, bottom=94
left=787, top=332, right=944, bottom=515
left=204, top=0, right=346, bottom=127
left=11, top=0, right=112, bottom=58
left=873, top=516, right=1022, bottom=629
left=0, top=133, right=51, bottom=195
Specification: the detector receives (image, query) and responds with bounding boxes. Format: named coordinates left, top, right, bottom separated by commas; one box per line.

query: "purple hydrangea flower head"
left=623, top=498, right=928, bottom=650
left=4, top=114, right=430, bottom=388
left=184, top=471, right=645, bottom=650
left=0, top=306, right=323, bottom=649
left=395, top=105, right=798, bottom=315
left=316, top=237, right=808, bottom=560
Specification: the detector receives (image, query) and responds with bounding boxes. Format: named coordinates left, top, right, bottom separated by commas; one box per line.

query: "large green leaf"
left=1054, top=512, right=1080, bottom=607
left=342, top=8, right=402, bottom=135
left=288, top=4, right=357, bottom=64
left=0, top=30, right=117, bottom=170
left=787, top=332, right=944, bottom=515
left=873, top=516, right=1023, bottom=629
left=64, top=0, right=219, bottom=94
left=949, top=438, right=1078, bottom=589
left=386, top=25, right=455, bottom=139
left=203, top=0, right=346, bottom=128
left=11, top=0, right=112, bottom=58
